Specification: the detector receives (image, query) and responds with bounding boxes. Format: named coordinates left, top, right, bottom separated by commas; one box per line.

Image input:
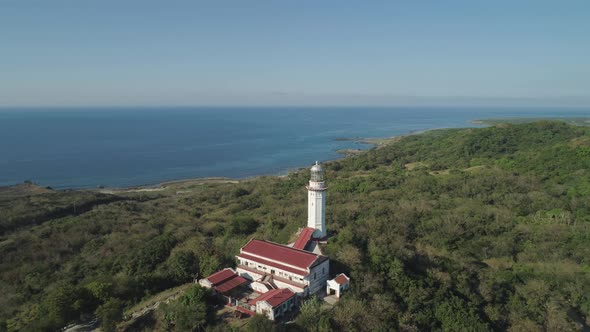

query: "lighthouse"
left=307, top=161, right=327, bottom=238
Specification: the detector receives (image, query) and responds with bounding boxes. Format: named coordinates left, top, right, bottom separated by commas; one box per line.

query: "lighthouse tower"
left=307, top=161, right=327, bottom=238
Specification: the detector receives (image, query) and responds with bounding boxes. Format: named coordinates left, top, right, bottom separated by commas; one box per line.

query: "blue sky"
left=1, top=1, right=589, bottom=107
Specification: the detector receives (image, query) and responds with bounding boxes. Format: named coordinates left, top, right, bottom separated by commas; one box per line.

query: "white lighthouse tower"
left=307, top=161, right=327, bottom=238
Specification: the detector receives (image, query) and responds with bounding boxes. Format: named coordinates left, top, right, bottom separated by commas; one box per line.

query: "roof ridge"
left=250, top=239, right=322, bottom=256
left=252, top=288, right=295, bottom=307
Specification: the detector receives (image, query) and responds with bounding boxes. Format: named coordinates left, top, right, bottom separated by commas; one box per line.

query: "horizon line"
left=1, top=102, right=590, bottom=109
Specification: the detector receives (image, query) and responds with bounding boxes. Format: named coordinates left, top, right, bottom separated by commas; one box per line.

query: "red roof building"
left=236, top=239, right=330, bottom=296
left=248, top=288, right=297, bottom=320
left=248, top=288, right=295, bottom=307
left=239, top=239, right=326, bottom=270
left=198, top=268, right=247, bottom=294
left=326, top=273, right=350, bottom=298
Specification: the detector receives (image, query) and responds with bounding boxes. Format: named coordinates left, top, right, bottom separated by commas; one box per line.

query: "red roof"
left=214, top=275, right=247, bottom=293
left=240, top=239, right=320, bottom=270
left=249, top=288, right=295, bottom=307
left=207, top=268, right=236, bottom=285
left=205, top=268, right=248, bottom=294
left=293, top=227, right=315, bottom=250
left=334, top=273, right=350, bottom=285
left=237, top=253, right=307, bottom=275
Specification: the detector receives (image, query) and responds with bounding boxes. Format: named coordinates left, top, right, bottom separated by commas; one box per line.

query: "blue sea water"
left=0, top=106, right=588, bottom=189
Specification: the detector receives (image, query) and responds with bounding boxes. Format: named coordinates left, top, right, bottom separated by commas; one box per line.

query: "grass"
left=0, top=183, right=54, bottom=199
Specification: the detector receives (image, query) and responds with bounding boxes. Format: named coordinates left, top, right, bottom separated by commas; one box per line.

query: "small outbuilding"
left=326, top=273, right=350, bottom=298
left=198, top=268, right=248, bottom=296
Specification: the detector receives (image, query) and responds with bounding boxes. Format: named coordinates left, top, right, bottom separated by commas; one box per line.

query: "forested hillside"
left=1, top=121, right=589, bottom=331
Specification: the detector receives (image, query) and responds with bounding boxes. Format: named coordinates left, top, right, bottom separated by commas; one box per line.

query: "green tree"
left=233, top=187, right=250, bottom=198
left=169, top=250, right=199, bottom=283
left=37, top=283, right=97, bottom=331
left=296, top=297, right=327, bottom=332
left=127, top=233, right=176, bottom=274
left=85, top=281, right=113, bottom=303
left=161, top=285, right=212, bottom=332
left=95, top=298, right=124, bottom=332
left=229, top=216, right=258, bottom=235
left=245, top=314, right=278, bottom=332
left=199, top=254, right=220, bottom=278
left=435, top=296, right=491, bottom=332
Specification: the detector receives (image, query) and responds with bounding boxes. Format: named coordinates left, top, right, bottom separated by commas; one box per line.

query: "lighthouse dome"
left=310, top=161, right=324, bottom=182
left=311, top=161, right=323, bottom=172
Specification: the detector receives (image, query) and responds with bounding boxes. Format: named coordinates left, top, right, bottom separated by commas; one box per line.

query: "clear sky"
left=1, top=0, right=589, bottom=107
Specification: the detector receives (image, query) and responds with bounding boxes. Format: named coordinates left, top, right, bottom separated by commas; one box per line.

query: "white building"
left=307, top=161, right=327, bottom=238
left=236, top=239, right=330, bottom=296
left=326, top=273, right=350, bottom=298
left=248, top=288, right=297, bottom=320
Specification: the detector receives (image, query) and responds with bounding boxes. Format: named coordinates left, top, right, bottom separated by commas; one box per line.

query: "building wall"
left=236, top=266, right=263, bottom=281
left=236, top=256, right=330, bottom=296
left=273, top=278, right=306, bottom=295
left=256, top=296, right=296, bottom=321
left=306, top=259, right=330, bottom=295
left=237, top=258, right=307, bottom=283
left=237, top=264, right=307, bottom=294
left=198, top=279, right=213, bottom=289
left=257, top=301, right=275, bottom=320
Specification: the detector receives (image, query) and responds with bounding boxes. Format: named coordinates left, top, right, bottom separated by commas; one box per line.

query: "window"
left=314, top=273, right=317, bottom=280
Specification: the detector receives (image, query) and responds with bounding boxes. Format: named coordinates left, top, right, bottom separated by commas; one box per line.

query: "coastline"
left=94, top=177, right=240, bottom=194
left=89, top=129, right=431, bottom=192
left=0, top=127, right=468, bottom=192
left=60, top=128, right=443, bottom=192
left=5, top=116, right=589, bottom=192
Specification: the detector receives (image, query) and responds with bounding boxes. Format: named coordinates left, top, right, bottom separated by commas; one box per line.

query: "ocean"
left=0, top=106, right=588, bottom=189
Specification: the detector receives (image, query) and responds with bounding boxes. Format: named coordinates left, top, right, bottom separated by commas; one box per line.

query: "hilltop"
left=1, top=121, right=589, bottom=331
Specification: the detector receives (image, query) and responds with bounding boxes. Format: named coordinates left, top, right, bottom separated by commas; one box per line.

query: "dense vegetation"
left=1, top=121, right=589, bottom=331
